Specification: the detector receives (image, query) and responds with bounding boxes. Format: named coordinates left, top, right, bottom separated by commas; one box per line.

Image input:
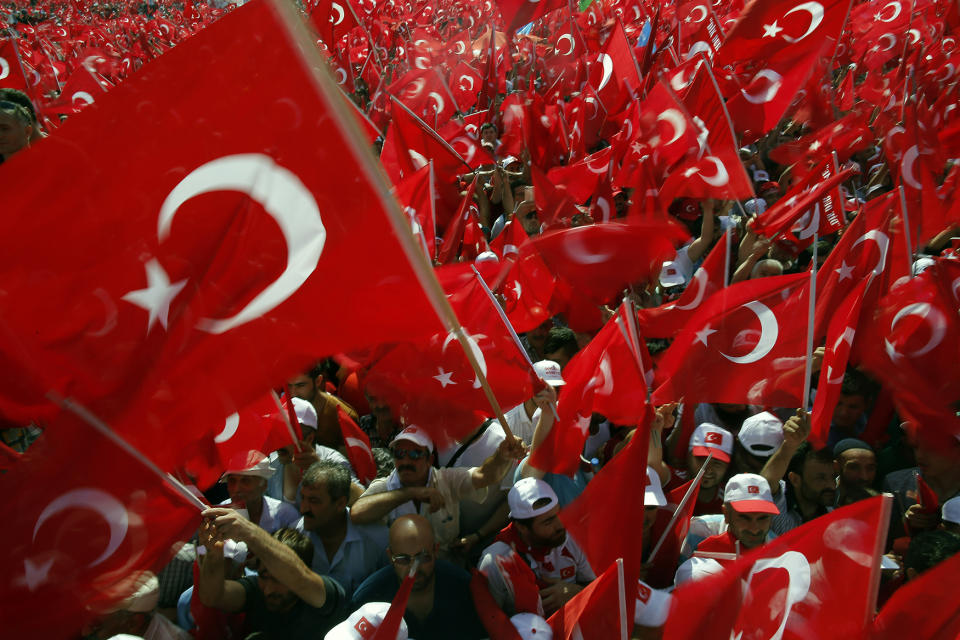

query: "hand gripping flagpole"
left=646, top=450, right=714, bottom=564
left=801, top=234, right=818, bottom=411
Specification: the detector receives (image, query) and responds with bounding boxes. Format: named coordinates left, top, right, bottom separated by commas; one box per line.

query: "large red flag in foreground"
left=0, top=0, right=445, bottom=470
left=652, top=272, right=810, bottom=407
left=0, top=419, right=201, bottom=639
left=548, top=559, right=632, bottom=640
left=666, top=495, right=891, bottom=640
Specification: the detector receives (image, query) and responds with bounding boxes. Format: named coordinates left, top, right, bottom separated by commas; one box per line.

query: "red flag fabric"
left=750, top=161, right=857, bottom=240
left=560, top=418, right=650, bottom=578
left=337, top=405, right=377, bottom=485
left=652, top=272, right=811, bottom=407
left=392, top=162, right=437, bottom=261
left=645, top=478, right=702, bottom=589
left=809, top=277, right=869, bottom=449
left=530, top=305, right=651, bottom=475
left=496, top=0, right=567, bottom=35
left=665, top=495, right=892, bottom=640
left=637, top=231, right=730, bottom=339
left=371, top=567, right=416, bottom=640
left=0, top=418, right=200, bottom=639
left=437, top=174, right=479, bottom=264
left=870, top=550, right=960, bottom=639
left=548, top=559, right=632, bottom=640
left=0, top=0, right=446, bottom=469
left=470, top=570, right=525, bottom=640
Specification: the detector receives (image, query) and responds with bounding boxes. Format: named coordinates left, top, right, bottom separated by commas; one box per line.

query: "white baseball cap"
left=634, top=580, right=672, bottom=627
left=222, top=450, right=274, bottom=479
left=723, top=473, right=779, bottom=515
left=689, top=423, right=734, bottom=463
left=509, top=477, right=559, bottom=519
left=390, top=425, right=434, bottom=452
left=324, top=602, right=408, bottom=640
left=942, top=496, right=960, bottom=525
left=510, top=613, right=553, bottom=639
left=292, top=397, right=318, bottom=429
left=533, top=360, right=566, bottom=386
left=737, top=412, right=784, bottom=457
left=645, top=466, right=667, bottom=507
left=674, top=556, right=724, bottom=585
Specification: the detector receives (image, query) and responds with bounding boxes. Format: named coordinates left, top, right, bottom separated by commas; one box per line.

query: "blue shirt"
left=296, top=509, right=388, bottom=599
left=351, top=560, right=485, bottom=640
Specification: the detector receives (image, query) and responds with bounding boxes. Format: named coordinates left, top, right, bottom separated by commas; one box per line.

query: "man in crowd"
left=221, top=453, right=299, bottom=533
left=826, top=373, right=874, bottom=449
left=903, top=529, right=960, bottom=580
left=834, top=438, right=878, bottom=500
left=352, top=514, right=485, bottom=639
left=350, top=425, right=526, bottom=554
left=297, top=460, right=389, bottom=598
left=197, top=509, right=348, bottom=639
left=359, top=392, right=402, bottom=449
left=542, top=327, right=580, bottom=369
left=0, top=100, right=34, bottom=163
left=502, top=359, right=565, bottom=446
left=287, top=367, right=360, bottom=450
left=732, top=411, right=784, bottom=475
left=769, top=442, right=836, bottom=535
left=478, top=477, right=596, bottom=615
left=665, top=423, right=733, bottom=516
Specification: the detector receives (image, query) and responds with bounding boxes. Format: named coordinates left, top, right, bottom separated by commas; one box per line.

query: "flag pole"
left=897, top=185, right=915, bottom=277
left=49, top=393, right=208, bottom=512
left=272, top=389, right=302, bottom=452
left=866, top=494, right=894, bottom=628
left=801, top=234, right=818, bottom=411
left=647, top=451, right=713, bottom=563
left=616, top=557, right=628, bottom=640
left=471, top=265, right=560, bottom=422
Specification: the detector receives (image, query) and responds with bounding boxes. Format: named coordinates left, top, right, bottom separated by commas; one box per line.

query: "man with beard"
left=197, top=510, right=348, bottom=639
left=351, top=514, right=485, bottom=639
left=770, top=441, right=836, bottom=536
left=665, top=423, right=734, bottom=516
left=478, top=478, right=596, bottom=615
left=833, top=438, right=878, bottom=500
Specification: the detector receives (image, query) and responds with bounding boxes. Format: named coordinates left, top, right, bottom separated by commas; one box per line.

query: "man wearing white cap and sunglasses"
left=351, top=425, right=526, bottom=553
left=478, top=477, right=595, bottom=616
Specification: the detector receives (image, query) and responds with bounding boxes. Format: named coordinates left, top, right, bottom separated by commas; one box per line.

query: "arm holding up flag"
left=759, top=409, right=811, bottom=498
left=470, top=435, right=528, bottom=490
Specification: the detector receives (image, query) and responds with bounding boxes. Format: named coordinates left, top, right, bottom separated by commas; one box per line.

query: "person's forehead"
left=300, top=482, right=328, bottom=497
left=394, top=440, right=428, bottom=452
left=840, top=449, right=876, bottom=463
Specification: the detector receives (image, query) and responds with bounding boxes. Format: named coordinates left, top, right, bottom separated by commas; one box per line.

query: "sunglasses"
left=392, top=448, right=429, bottom=460
left=391, top=550, right=433, bottom=566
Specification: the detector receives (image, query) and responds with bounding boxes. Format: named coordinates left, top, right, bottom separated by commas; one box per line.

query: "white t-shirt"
left=503, top=404, right=541, bottom=447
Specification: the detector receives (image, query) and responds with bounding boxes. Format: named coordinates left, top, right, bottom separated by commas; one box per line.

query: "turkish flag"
left=496, top=0, right=567, bottom=34
left=769, top=110, right=873, bottom=167
left=560, top=416, right=650, bottom=578
left=526, top=222, right=683, bottom=306
left=449, top=61, right=483, bottom=112
left=548, top=559, right=633, bottom=640
left=371, top=566, right=416, bottom=640
left=0, top=0, right=446, bottom=470
left=530, top=305, right=651, bottom=476
left=392, top=162, right=437, bottom=261
left=809, top=277, right=869, bottom=449
left=652, top=272, right=811, bottom=407
left=0, top=40, right=31, bottom=93
left=0, top=417, right=201, bottom=639
left=871, top=551, right=960, bottom=639
left=437, top=174, right=480, bottom=264
left=637, top=231, right=731, bottom=339
left=308, top=0, right=359, bottom=44
left=645, top=478, right=702, bottom=589
left=498, top=231, right=558, bottom=334
left=184, top=391, right=294, bottom=489
left=470, top=570, right=526, bottom=640
left=665, top=495, right=892, bottom=640
left=337, top=406, right=377, bottom=485
left=380, top=96, right=470, bottom=187
left=814, top=192, right=897, bottom=343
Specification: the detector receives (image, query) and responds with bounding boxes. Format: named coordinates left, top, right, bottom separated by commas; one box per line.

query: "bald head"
left=751, top=259, right=783, bottom=279
left=389, top=514, right=435, bottom=551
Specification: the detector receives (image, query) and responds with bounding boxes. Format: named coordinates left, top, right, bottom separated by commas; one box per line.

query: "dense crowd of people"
left=3, top=0, right=960, bottom=637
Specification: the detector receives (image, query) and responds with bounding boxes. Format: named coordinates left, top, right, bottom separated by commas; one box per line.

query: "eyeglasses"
left=391, top=550, right=433, bottom=566
left=392, top=448, right=429, bottom=460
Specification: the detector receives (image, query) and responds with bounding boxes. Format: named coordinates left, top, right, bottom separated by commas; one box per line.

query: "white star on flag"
left=762, top=21, right=783, bottom=38
left=433, top=367, right=456, bottom=388
left=694, top=326, right=717, bottom=346
left=122, top=258, right=188, bottom=332
left=835, top=260, right=855, bottom=282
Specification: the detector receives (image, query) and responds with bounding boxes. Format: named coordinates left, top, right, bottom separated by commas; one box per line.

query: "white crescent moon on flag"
left=409, top=149, right=429, bottom=169
left=781, top=2, right=824, bottom=43
left=330, top=2, right=344, bottom=25
left=335, top=68, right=347, bottom=84
left=656, top=108, right=686, bottom=145
left=742, top=551, right=811, bottom=640
left=414, top=56, right=430, bottom=69
left=454, top=41, right=466, bottom=54
left=565, top=229, right=615, bottom=264
left=877, top=1, right=901, bottom=22
left=795, top=203, right=820, bottom=240
left=428, top=91, right=444, bottom=113
left=158, top=154, right=326, bottom=335
left=0, top=57, right=9, bottom=80
left=850, top=230, right=890, bottom=277
left=699, top=156, right=730, bottom=187
left=214, top=412, right=241, bottom=443
left=689, top=4, right=708, bottom=22
left=459, top=74, right=475, bottom=91
left=741, top=69, right=783, bottom=104
left=878, top=33, right=897, bottom=52
left=900, top=145, right=922, bottom=190
left=557, top=34, right=575, bottom=56
left=87, top=288, right=119, bottom=337
left=719, top=301, right=778, bottom=364
left=442, top=330, right=488, bottom=388
left=686, top=41, right=713, bottom=60
left=596, top=53, right=613, bottom=92
left=886, top=302, right=947, bottom=357
left=34, top=488, right=129, bottom=568
left=405, top=77, right=425, bottom=98
left=596, top=197, right=611, bottom=222
left=451, top=136, right=475, bottom=163
left=673, top=268, right=708, bottom=310
left=586, top=96, right=599, bottom=119
left=907, top=28, right=920, bottom=44
left=73, top=91, right=94, bottom=106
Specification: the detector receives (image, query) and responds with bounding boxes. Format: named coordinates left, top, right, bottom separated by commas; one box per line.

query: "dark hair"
left=372, top=447, right=395, bottom=478
left=787, top=442, right=834, bottom=478
left=480, top=122, right=497, bottom=134
left=0, top=88, right=36, bottom=124
left=301, top=460, right=351, bottom=501
left=512, top=497, right=554, bottom=529
left=544, top=327, right=578, bottom=359
left=273, top=528, right=314, bottom=566
left=840, top=370, right=875, bottom=400
left=904, top=530, right=960, bottom=575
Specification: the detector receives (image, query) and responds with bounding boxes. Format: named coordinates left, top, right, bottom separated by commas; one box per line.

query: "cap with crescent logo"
left=737, top=412, right=784, bottom=457
left=324, top=602, right=409, bottom=640
left=389, top=425, right=434, bottom=452
left=510, top=612, right=553, bottom=640
left=689, top=423, right=734, bottom=463
left=634, top=579, right=673, bottom=627
left=724, top=473, right=779, bottom=514
left=292, top=397, right=318, bottom=429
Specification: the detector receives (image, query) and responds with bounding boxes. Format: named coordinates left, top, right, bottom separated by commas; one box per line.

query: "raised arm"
left=471, top=435, right=527, bottom=489
left=760, top=410, right=810, bottom=497
left=196, top=517, right=247, bottom=613
left=350, top=485, right=443, bottom=524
